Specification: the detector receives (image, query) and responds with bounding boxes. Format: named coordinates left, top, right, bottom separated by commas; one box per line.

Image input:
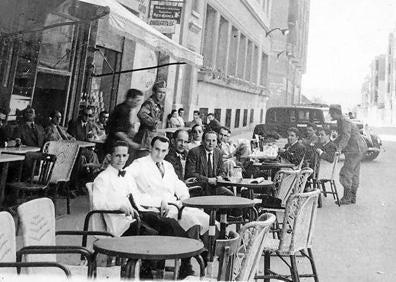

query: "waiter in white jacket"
left=127, top=135, right=210, bottom=236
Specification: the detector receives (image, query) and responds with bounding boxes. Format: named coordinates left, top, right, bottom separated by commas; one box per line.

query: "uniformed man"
left=134, top=81, right=166, bottom=150
left=329, top=104, right=367, bottom=205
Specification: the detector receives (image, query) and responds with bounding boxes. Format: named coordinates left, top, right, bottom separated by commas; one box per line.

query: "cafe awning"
left=78, top=0, right=203, bottom=67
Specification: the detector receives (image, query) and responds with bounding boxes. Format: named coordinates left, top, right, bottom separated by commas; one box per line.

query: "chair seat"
left=7, top=182, right=48, bottom=191
left=263, top=237, right=293, bottom=255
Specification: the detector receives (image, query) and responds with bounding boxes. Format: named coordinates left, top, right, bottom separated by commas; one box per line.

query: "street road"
left=304, top=127, right=396, bottom=281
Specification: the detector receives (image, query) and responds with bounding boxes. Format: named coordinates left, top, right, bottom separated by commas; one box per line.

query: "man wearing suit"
left=67, top=107, right=99, bottom=141
left=279, top=127, right=306, bottom=166
left=185, top=130, right=233, bottom=196
left=329, top=104, right=367, bottom=205
left=13, top=106, right=45, bottom=148
left=164, top=129, right=188, bottom=180
left=316, top=127, right=337, bottom=163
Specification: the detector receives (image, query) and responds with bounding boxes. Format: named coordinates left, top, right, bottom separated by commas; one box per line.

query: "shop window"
left=243, top=109, right=248, bottom=126
left=237, top=34, right=246, bottom=79
left=250, top=109, right=254, bottom=123
left=214, top=108, right=221, bottom=122
left=234, top=109, right=240, bottom=128
left=225, top=108, right=232, bottom=128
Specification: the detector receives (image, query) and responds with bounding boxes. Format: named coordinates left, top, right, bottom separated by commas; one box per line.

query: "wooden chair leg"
left=307, top=248, right=319, bottom=282
left=264, top=251, right=271, bottom=282
left=290, top=255, right=300, bottom=282
left=332, top=181, right=341, bottom=207
left=65, top=182, right=71, bottom=214
left=321, top=182, right=328, bottom=197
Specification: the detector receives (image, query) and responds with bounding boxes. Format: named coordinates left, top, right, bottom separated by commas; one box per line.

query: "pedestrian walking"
left=329, top=104, right=367, bottom=205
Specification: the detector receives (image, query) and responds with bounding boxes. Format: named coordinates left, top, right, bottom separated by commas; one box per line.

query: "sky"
left=302, top=0, right=396, bottom=110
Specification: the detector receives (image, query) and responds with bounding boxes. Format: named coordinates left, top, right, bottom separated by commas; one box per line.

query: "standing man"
left=206, top=113, right=221, bottom=133
left=329, top=104, right=367, bottom=205
left=164, top=129, right=189, bottom=180
left=135, top=81, right=166, bottom=149
left=185, top=130, right=233, bottom=196
left=106, top=89, right=144, bottom=164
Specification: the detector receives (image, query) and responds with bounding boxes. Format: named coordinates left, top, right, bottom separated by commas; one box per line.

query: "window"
left=260, top=109, right=264, bottom=123
left=192, top=0, right=200, bottom=13
left=245, top=40, right=253, bottom=81
left=225, top=109, right=232, bottom=128
left=250, top=109, right=254, bottom=123
left=260, top=52, right=268, bottom=86
left=243, top=109, right=248, bottom=126
left=199, top=107, right=209, bottom=123
left=235, top=109, right=241, bottom=128
left=203, top=5, right=217, bottom=67
left=216, top=17, right=229, bottom=72
left=214, top=108, right=221, bottom=122
left=252, top=45, right=259, bottom=84
left=237, top=34, right=246, bottom=79
left=228, top=26, right=238, bottom=76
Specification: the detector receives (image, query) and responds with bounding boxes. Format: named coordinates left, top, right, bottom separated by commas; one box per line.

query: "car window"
left=266, top=109, right=276, bottom=123
left=288, top=109, right=296, bottom=122
left=297, top=110, right=310, bottom=122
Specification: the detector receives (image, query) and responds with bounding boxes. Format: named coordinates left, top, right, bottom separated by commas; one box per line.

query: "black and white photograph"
left=0, top=0, right=395, bottom=281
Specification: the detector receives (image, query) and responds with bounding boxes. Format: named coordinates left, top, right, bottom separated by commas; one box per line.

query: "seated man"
left=0, top=110, right=15, bottom=147
left=301, top=123, right=319, bottom=147
left=45, top=110, right=75, bottom=141
left=185, top=130, right=234, bottom=196
left=93, top=141, right=192, bottom=277
left=206, top=113, right=221, bottom=133
left=316, top=127, right=337, bottom=163
left=279, top=127, right=306, bottom=166
left=95, top=110, right=109, bottom=141
left=127, top=136, right=210, bottom=237
left=164, top=129, right=189, bottom=180
left=218, top=126, right=237, bottom=175
left=186, top=124, right=203, bottom=150
left=13, top=106, right=45, bottom=148
left=68, top=107, right=99, bottom=141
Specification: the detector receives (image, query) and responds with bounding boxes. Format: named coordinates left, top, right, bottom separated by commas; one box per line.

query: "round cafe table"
left=93, top=235, right=205, bottom=279
left=182, top=196, right=255, bottom=276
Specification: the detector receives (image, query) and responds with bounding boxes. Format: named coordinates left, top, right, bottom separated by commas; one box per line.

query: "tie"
left=207, top=152, right=214, bottom=177
left=118, top=170, right=126, bottom=177
left=156, top=162, right=165, bottom=178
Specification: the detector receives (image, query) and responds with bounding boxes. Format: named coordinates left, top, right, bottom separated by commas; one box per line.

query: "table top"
left=0, top=146, right=41, bottom=155
left=0, top=154, right=25, bottom=163
left=217, top=178, right=273, bottom=189
left=183, top=196, right=255, bottom=209
left=93, top=236, right=204, bottom=260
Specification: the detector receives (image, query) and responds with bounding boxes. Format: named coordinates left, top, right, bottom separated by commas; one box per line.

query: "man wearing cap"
left=329, top=104, right=367, bottom=205
left=135, top=81, right=166, bottom=150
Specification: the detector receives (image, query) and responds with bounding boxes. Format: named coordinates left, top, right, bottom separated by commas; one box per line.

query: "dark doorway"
left=32, top=72, right=69, bottom=127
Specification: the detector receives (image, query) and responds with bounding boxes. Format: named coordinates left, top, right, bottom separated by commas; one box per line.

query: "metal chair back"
left=85, top=182, right=108, bottom=235
left=234, top=213, right=276, bottom=281
left=279, top=190, right=320, bottom=254
left=0, top=211, right=17, bottom=274
left=42, top=141, right=80, bottom=183
left=23, top=152, right=57, bottom=186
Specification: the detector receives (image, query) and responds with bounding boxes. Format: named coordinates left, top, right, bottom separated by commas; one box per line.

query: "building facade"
left=267, top=0, right=310, bottom=108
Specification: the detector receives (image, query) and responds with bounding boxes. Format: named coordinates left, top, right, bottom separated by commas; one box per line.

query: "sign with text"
left=149, top=19, right=176, bottom=34
left=152, top=4, right=182, bottom=23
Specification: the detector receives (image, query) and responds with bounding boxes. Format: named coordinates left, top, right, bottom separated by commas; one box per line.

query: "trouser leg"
left=339, top=153, right=362, bottom=204
left=350, top=153, right=363, bottom=203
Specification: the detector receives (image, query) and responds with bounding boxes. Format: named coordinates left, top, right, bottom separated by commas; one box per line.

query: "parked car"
left=253, top=105, right=382, bottom=161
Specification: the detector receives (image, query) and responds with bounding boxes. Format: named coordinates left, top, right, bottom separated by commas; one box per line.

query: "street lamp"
left=266, top=28, right=289, bottom=37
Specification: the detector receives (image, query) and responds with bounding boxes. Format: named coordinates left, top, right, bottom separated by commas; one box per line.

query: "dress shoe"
left=339, top=197, right=353, bottom=205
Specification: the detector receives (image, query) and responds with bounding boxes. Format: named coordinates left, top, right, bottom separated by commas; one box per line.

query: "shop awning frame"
left=79, top=0, right=203, bottom=67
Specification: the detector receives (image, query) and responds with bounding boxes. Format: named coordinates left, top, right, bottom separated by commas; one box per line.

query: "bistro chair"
left=42, top=141, right=80, bottom=214
left=185, top=177, right=204, bottom=197
left=6, top=152, right=57, bottom=207
left=316, top=154, right=341, bottom=207
left=0, top=211, right=70, bottom=277
left=17, top=197, right=119, bottom=279
left=256, top=190, right=320, bottom=282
